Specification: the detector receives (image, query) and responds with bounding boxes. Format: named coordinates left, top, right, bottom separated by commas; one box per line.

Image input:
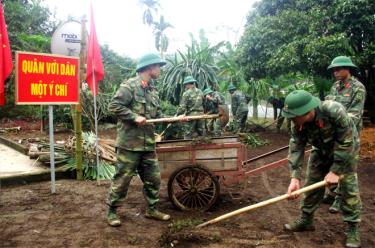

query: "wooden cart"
left=156, top=136, right=293, bottom=211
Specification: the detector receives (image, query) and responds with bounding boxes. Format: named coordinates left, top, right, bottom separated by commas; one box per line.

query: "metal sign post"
left=48, top=105, right=56, bottom=194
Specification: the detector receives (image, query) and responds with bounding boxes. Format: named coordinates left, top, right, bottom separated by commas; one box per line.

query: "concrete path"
left=0, top=143, right=47, bottom=178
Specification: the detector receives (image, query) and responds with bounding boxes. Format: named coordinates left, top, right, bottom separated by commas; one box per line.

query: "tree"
left=237, top=0, right=375, bottom=119
left=138, top=0, right=160, bottom=27
left=153, top=15, right=172, bottom=59
left=237, top=0, right=374, bottom=81
left=1, top=0, right=57, bottom=118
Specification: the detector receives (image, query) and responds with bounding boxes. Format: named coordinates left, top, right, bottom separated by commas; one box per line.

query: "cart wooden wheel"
left=167, top=165, right=220, bottom=211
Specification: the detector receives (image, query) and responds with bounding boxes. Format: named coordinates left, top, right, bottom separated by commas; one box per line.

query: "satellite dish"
left=51, top=21, right=82, bottom=57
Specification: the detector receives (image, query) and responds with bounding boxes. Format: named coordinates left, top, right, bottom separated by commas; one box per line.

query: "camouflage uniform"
left=325, top=77, right=366, bottom=213
left=288, top=100, right=362, bottom=223
left=204, top=91, right=225, bottom=136
left=325, top=77, right=366, bottom=135
left=231, top=90, right=249, bottom=132
left=107, top=76, right=163, bottom=210
left=177, top=87, right=205, bottom=139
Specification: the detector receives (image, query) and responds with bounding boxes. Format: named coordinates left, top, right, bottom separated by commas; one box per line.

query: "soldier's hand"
left=178, top=114, right=188, bottom=122
left=287, top=178, right=301, bottom=200
left=135, top=116, right=147, bottom=126
left=324, top=171, right=340, bottom=185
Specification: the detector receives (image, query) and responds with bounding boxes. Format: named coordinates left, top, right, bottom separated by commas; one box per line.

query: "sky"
left=45, top=0, right=257, bottom=59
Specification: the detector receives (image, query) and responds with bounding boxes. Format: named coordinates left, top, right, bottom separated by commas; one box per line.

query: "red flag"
left=86, top=4, right=104, bottom=96
left=0, top=3, right=12, bottom=106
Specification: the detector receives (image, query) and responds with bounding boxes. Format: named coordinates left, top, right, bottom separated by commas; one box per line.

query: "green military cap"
left=136, top=53, right=166, bottom=72
left=327, top=56, right=358, bottom=70
left=282, top=90, right=320, bottom=118
left=203, top=88, right=214, bottom=96
left=227, top=83, right=237, bottom=91
left=183, top=76, right=197, bottom=85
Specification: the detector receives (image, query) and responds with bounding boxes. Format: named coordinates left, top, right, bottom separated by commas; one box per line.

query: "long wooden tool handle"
left=146, top=114, right=220, bottom=124
left=196, top=180, right=327, bottom=228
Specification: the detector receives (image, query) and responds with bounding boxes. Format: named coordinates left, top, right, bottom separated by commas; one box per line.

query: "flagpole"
left=92, top=62, right=100, bottom=184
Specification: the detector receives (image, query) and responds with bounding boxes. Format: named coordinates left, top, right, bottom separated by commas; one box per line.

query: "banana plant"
left=160, top=33, right=225, bottom=104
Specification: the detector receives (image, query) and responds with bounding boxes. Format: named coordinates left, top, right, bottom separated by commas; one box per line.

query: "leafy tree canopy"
left=237, top=0, right=375, bottom=81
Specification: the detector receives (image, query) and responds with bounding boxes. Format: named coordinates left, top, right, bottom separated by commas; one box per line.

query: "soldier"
left=268, top=95, right=289, bottom=131
left=282, top=90, right=362, bottom=248
left=324, top=56, right=366, bottom=213
left=106, top=53, right=172, bottom=227
left=228, top=84, right=249, bottom=132
left=177, top=76, right=205, bottom=139
left=203, top=88, right=225, bottom=136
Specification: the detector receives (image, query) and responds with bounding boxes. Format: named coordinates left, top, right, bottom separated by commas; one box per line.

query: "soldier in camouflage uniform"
left=177, top=76, right=205, bottom=139
left=106, top=53, right=171, bottom=227
left=282, top=90, right=362, bottom=248
left=203, top=88, right=225, bottom=136
left=228, top=84, right=249, bottom=132
left=324, top=56, right=366, bottom=214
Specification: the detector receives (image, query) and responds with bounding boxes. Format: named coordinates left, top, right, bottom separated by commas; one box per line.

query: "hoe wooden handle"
left=146, top=114, right=220, bottom=124
left=196, top=180, right=327, bottom=228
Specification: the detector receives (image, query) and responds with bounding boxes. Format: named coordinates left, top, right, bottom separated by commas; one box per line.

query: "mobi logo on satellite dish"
left=61, top=33, right=80, bottom=44
left=51, top=21, right=82, bottom=57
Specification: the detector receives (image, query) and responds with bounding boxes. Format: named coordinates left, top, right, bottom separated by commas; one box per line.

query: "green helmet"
left=327, top=56, right=358, bottom=70
left=227, top=83, right=237, bottom=91
left=136, top=53, right=166, bottom=72
left=282, top=90, right=320, bottom=118
left=203, top=88, right=214, bottom=96
left=183, top=76, right=197, bottom=85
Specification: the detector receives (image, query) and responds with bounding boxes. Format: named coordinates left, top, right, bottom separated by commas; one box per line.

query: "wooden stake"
left=75, top=16, right=87, bottom=180
left=146, top=114, right=219, bottom=124
left=196, top=180, right=327, bottom=228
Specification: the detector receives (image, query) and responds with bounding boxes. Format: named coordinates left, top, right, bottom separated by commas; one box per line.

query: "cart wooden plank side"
left=156, top=136, right=247, bottom=211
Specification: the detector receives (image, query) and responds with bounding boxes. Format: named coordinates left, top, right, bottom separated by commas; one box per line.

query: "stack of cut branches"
left=27, top=132, right=117, bottom=180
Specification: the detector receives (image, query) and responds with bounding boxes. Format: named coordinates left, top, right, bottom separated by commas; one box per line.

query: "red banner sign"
left=16, top=52, right=79, bottom=105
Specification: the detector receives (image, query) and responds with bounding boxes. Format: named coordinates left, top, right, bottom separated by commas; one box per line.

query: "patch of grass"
left=127, top=235, right=140, bottom=245
left=240, top=133, right=270, bottom=148
left=211, top=234, right=222, bottom=242
left=169, top=218, right=204, bottom=233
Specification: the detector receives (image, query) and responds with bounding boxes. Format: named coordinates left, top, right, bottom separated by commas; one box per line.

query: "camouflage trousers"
left=107, top=149, right=161, bottom=209
left=301, top=149, right=362, bottom=223
left=206, top=117, right=221, bottom=136
left=184, top=112, right=205, bottom=139
left=233, top=111, right=248, bottom=132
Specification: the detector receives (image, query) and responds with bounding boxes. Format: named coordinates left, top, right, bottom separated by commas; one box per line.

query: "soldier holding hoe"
left=177, top=76, right=205, bottom=139
left=106, top=53, right=175, bottom=227
left=282, top=90, right=362, bottom=248
left=228, top=83, right=249, bottom=133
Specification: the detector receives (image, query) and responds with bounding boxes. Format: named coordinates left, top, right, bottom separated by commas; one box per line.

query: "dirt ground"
left=1, top=121, right=375, bottom=248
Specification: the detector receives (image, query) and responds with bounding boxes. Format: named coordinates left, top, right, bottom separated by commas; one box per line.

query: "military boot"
left=107, top=207, right=121, bottom=227
left=345, top=223, right=361, bottom=248
left=145, top=208, right=171, bottom=221
left=329, top=197, right=341, bottom=214
left=284, top=212, right=315, bottom=232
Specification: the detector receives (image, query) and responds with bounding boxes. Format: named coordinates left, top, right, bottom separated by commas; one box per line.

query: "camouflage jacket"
left=231, top=90, right=248, bottom=116
left=325, top=77, right=366, bottom=133
left=108, top=76, right=163, bottom=151
left=204, top=91, right=226, bottom=114
left=288, top=100, right=359, bottom=179
left=177, top=87, right=204, bottom=115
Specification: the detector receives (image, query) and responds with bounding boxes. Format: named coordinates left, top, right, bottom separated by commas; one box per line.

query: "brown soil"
left=1, top=121, right=375, bottom=248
